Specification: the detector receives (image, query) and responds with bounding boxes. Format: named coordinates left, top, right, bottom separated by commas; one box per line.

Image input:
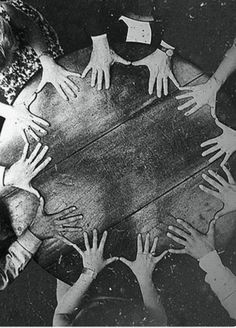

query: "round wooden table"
left=1, top=46, right=236, bottom=325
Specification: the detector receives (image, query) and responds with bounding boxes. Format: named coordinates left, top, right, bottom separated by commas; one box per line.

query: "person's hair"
left=0, top=16, right=18, bottom=70
left=72, top=297, right=154, bottom=326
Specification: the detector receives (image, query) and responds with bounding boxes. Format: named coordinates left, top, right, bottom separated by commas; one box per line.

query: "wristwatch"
left=160, top=46, right=174, bottom=57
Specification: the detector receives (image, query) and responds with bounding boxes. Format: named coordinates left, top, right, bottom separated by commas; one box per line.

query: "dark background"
left=0, top=0, right=236, bottom=326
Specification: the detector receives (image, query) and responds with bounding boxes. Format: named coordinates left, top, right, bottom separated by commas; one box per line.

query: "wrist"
left=92, top=34, right=109, bottom=49
left=210, top=75, right=223, bottom=91
left=40, top=55, right=54, bottom=67
left=81, top=267, right=97, bottom=280
left=136, top=274, right=153, bottom=286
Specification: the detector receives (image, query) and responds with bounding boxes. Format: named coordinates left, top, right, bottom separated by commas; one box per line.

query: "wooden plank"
left=0, top=49, right=202, bottom=172
left=3, top=71, right=229, bottom=269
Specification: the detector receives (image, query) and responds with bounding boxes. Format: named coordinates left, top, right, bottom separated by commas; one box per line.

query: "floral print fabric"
left=0, top=0, right=63, bottom=104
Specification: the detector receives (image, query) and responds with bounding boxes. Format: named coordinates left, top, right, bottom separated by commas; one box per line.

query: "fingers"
left=167, top=232, right=187, bottom=246
left=199, top=184, right=220, bottom=199
left=97, top=70, right=103, bottom=91
left=30, top=121, right=48, bottom=135
left=54, top=83, right=68, bottom=101
left=154, top=249, right=168, bottom=263
left=156, top=75, right=163, bottom=98
left=148, top=71, right=156, bottom=95
left=55, top=206, right=77, bottom=219
left=132, top=59, right=146, bottom=67
left=222, top=165, right=235, bottom=184
left=30, top=114, right=50, bottom=128
left=207, top=170, right=228, bottom=186
left=82, top=64, right=91, bottom=79
left=98, top=230, right=108, bottom=252
left=169, top=72, right=180, bottom=88
left=55, top=214, right=83, bottom=225
left=150, top=236, right=158, bottom=254
left=176, top=219, right=197, bottom=236
left=144, top=233, right=150, bottom=253
left=168, top=225, right=191, bottom=241
left=184, top=105, right=202, bottom=116
left=178, top=99, right=196, bottom=111
left=28, top=143, right=42, bottom=163
left=119, top=257, right=132, bottom=268
left=105, top=256, right=118, bottom=266
left=65, top=70, right=81, bottom=78
left=208, top=150, right=224, bottom=164
left=202, top=173, right=222, bottom=190
left=176, top=92, right=193, bottom=100
left=84, top=231, right=90, bottom=250
left=64, top=77, right=79, bottom=94
left=21, top=129, right=28, bottom=144
left=59, top=81, right=75, bottom=99
left=31, top=156, right=52, bottom=177
left=92, top=229, right=98, bottom=249
left=21, top=142, right=29, bottom=161
left=28, top=127, right=40, bottom=142
left=220, top=152, right=231, bottom=168
left=163, top=77, right=168, bottom=96
left=31, top=145, right=49, bottom=168
left=104, top=68, right=110, bottom=90
left=202, top=145, right=220, bottom=157
left=137, top=233, right=143, bottom=253
left=168, top=248, right=186, bottom=255
left=91, top=69, right=97, bottom=87
left=201, top=137, right=217, bottom=148
left=58, top=226, right=82, bottom=233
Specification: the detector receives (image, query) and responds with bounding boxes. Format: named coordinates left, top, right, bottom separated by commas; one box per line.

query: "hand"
left=38, top=56, right=81, bottom=101
left=167, top=219, right=215, bottom=260
left=74, top=229, right=118, bottom=275
left=201, top=119, right=236, bottom=167
left=29, top=197, right=83, bottom=240
left=132, top=48, right=179, bottom=98
left=6, top=103, right=49, bottom=142
left=82, top=35, right=130, bottom=90
left=4, top=142, right=51, bottom=197
left=199, top=166, right=236, bottom=219
left=176, top=77, right=220, bottom=117
left=120, top=234, right=168, bottom=282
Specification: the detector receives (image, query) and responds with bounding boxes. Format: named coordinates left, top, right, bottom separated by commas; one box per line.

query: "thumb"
left=113, top=54, right=131, bottom=66
left=132, top=58, right=146, bottom=67
left=105, top=257, right=119, bottom=266
left=119, top=257, right=132, bottom=268
left=25, top=185, right=41, bottom=199
left=215, top=118, right=225, bottom=131
left=154, top=250, right=168, bottom=263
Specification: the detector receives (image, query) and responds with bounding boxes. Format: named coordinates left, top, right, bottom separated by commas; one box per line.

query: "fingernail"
left=199, top=185, right=203, bottom=189
left=78, top=214, right=83, bottom=218
left=202, top=174, right=206, bottom=178
left=72, top=206, right=76, bottom=210
left=177, top=219, right=182, bottom=223
left=48, top=157, right=52, bottom=161
left=185, top=113, right=189, bottom=116
left=167, top=233, right=171, bottom=237
left=169, top=226, right=173, bottom=229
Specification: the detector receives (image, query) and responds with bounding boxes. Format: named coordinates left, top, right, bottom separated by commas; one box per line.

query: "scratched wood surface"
left=0, top=47, right=236, bottom=318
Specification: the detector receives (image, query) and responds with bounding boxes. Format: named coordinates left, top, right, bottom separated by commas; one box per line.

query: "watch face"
left=166, top=49, right=174, bottom=57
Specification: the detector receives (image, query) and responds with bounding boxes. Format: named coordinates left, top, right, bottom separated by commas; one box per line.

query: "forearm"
left=54, top=271, right=94, bottom=316
left=0, top=230, right=41, bottom=290
left=199, top=251, right=236, bottom=320
left=212, top=40, right=236, bottom=88
left=0, top=102, right=13, bottom=119
left=138, top=277, right=167, bottom=325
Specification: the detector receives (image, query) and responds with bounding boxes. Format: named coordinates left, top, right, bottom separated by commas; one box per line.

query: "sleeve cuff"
left=199, top=250, right=224, bottom=273
left=0, top=166, right=6, bottom=188
left=161, top=40, right=175, bottom=50
left=91, top=34, right=107, bottom=41
left=17, top=229, right=42, bottom=255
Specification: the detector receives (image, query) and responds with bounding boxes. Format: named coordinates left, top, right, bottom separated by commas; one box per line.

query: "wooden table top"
left=0, top=46, right=236, bottom=324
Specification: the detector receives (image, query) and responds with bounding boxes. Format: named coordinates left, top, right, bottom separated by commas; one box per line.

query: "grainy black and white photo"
left=0, top=0, right=235, bottom=326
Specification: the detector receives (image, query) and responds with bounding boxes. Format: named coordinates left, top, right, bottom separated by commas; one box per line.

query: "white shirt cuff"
left=17, top=229, right=42, bottom=255
left=0, top=166, right=6, bottom=188
left=199, top=250, right=223, bottom=273
left=161, top=40, right=175, bottom=50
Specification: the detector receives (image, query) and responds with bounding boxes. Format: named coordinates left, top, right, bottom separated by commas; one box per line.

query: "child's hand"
left=75, top=230, right=118, bottom=275
left=4, top=142, right=51, bottom=197
left=120, top=234, right=168, bottom=283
